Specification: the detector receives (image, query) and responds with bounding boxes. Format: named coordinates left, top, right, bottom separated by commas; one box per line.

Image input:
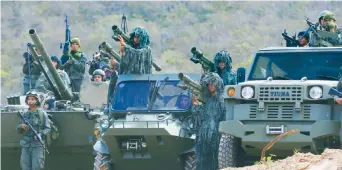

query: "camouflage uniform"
left=22, top=52, right=42, bottom=94
left=191, top=73, right=225, bottom=170
left=120, top=27, right=152, bottom=75
left=323, top=12, right=342, bottom=45
left=317, top=10, right=330, bottom=31
left=36, top=56, right=71, bottom=92
left=213, top=50, right=237, bottom=85
left=16, top=91, right=51, bottom=170
left=107, top=63, right=120, bottom=105
left=60, top=38, right=87, bottom=93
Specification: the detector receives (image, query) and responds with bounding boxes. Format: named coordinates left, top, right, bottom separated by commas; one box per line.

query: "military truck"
left=89, top=73, right=201, bottom=170
left=1, top=29, right=98, bottom=170
left=218, top=47, right=342, bottom=166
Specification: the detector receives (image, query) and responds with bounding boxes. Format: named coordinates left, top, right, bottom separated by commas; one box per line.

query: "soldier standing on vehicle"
left=213, top=50, right=237, bottom=85
left=117, top=26, right=152, bottom=74
left=16, top=90, right=51, bottom=170
left=22, top=52, right=42, bottom=94
left=323, top=12, right=342, bottom=45
left=297, top=31, right=310, bottom=47
left=191, top=72, right=226, bottom=170
left=318, top=10, right=330, bottom=30
left=60, top=37, right=87, bottom=93
left=92, top=69, right=106, bottom=83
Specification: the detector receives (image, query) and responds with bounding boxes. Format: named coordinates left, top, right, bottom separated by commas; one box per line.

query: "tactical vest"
left=37, top=109, right=59, bottom=147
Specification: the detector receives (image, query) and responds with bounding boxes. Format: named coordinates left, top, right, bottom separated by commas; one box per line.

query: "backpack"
left=38, top=109, right=59, bottom=147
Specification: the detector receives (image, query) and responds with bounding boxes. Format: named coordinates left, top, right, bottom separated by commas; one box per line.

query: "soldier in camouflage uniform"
left=191, top=72, right=226, bottom=170
left=323, top=12, right=342, bottom=45
left=36, top=56, right=71, bottom=92
left=317, top=10, right=330, bottom=31
left=213, top=50, right=237, bottom=85
left=60, top=37, right=87, bottom=93
left=16, top=90, right=51, bottom=170
left=117, top=26, right=152, bottom=74
left=22, top=52, right=42, bottom=94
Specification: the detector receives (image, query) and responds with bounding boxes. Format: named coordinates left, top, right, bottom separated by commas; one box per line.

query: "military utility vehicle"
left=218, top=47, right=342, bottom=166
left=1, top=29, right=99, bottom=170
left=90, top=73, right=201, bottom=170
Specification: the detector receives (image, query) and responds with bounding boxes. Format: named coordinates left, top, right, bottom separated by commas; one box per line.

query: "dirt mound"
left=222, top=149, right=342, bottom=170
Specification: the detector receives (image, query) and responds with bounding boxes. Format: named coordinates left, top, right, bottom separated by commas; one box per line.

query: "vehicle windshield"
left=112, top=80, right=191, bottom=111
left=248, top=51, right=342, bottom=81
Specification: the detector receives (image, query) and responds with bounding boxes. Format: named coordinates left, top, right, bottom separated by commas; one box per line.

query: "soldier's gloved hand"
left=21, top=124, right=29, bottom=131
left=66, top=59, right=73, bottom=65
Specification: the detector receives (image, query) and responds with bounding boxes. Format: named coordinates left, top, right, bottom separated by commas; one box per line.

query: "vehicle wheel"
left=94, top=152, right=113, bottom=170
left=218, top=134, right=241, bottom=169
left=183, top=152, right=196, bottom=170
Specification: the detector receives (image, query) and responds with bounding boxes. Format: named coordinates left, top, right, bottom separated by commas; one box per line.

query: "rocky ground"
left=222, top=149, right=342, bottom=170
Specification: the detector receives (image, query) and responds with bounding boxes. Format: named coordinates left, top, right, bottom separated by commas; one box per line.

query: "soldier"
left=175, top=94, right=190, bottom=109
left=36, top=56, right=71, bottom=92
left=297, top=31, right=309, bottom=47
left=22, top=52, right=42, bottom=94
left=117, top=26, right=152, bottom=74
left=92, top=69, right=106, bottom=83
left=318, top=10, right=330, bottom=30
left=107, top=59, right=120, bottom=105
left=43, top=98, right=55, bottom=111
left=323, top=12, right=342, bottom=45
left=60, top=37, right=87, bottom=93
left=16, top=90, right=51, bottom=170
left=213, top=50, right=237, bottom=85
left=191, top=72, right=226, bottom=170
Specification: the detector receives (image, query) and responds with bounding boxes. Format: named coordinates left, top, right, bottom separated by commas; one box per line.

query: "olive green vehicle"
left=218, top=46, right=342, bottom=166
left=1, top=29, right=99, bottom=170
left=90, top=73, right=201, bottom=170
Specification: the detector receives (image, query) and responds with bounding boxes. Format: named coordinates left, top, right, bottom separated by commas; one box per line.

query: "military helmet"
left=323, top=12, right=336, bottom=21
left=25, top=90, right=42, bottom=106
left=70, top=37, right=81, bottom=47
left=319, top=10, right=330, bottom=19
left=92, top=69, right=105, bottom=82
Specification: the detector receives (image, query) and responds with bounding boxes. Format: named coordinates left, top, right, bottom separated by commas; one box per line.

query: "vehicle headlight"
left=100, top=119, right=109, bottom=129
left=309, top=86, right=323, bottom=99
left=241, top=86, right=254, bottom=99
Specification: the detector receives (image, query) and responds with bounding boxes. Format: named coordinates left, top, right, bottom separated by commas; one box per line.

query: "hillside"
left=1, top=1, right=342, bottom=103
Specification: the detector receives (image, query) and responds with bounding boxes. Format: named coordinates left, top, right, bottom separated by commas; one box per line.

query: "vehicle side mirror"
left=237, top=67, right=246, bottom=84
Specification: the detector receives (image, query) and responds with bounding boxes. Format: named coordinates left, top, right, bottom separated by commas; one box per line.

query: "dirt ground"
left=222, top=149, right=342, bottom=170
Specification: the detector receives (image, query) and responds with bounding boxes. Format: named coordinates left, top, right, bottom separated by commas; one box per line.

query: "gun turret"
left=190, top=47, right=215, bottom=73
left=29, top=29, right=73, bottom=101
left=178, top=73, right=204, bottom=102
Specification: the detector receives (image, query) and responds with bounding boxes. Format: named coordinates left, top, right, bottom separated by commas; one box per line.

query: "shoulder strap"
left=37, top=109, right=46, bottom=126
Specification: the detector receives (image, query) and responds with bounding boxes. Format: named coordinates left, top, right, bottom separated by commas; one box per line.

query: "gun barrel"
left=29, top=29, right=73, bottom=101
left=100, top=42, right=122, bottom=62
left=112, top=25, right=130, bottom=42
left=178, top=73, right=202, bottom=92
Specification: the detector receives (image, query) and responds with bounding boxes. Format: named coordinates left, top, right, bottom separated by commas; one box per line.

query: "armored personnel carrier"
left=89, top=73, right=201, bottom=170
left=1, top=29, right=98, bottom=170
left=218, top=47, right=342, bottom=166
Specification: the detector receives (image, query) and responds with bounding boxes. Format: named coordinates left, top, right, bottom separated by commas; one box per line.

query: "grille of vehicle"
left=258, top=85, right=303, bottom=102
left=249, top=104, right=311, bottom=119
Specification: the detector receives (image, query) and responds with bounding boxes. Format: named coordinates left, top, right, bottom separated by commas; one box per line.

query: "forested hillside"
left=1, top=1, right=341, bottom=104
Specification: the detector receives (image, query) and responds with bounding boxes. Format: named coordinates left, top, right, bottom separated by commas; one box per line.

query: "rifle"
left=60, top=15, right=71, bottom=64
left=328, top=88, right=342, bottom=98
left=190, top=47, right=215, bottom=73
left=17, top=111, right=49, bottom=154
left=281, top=29, right=298, bottom=47
left=27, top=43, right=62, bottom=100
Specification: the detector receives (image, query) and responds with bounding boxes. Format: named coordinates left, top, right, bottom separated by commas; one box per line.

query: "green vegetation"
left=1, top=1, right=341, bottom=102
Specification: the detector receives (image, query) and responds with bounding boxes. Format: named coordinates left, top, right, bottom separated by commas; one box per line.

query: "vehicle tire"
left=218, top=134, right=241, bottom=169
left=94, top=152, right=113, bottom=170
left=183, top=152, right=196, bottom=170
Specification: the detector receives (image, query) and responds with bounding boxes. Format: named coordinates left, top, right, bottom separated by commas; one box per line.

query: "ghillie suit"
left=213, top=50, right=237, bottom=85
left=120, top=27, right=152, bottom=74
left=192, top=72, right=226, bottom=170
